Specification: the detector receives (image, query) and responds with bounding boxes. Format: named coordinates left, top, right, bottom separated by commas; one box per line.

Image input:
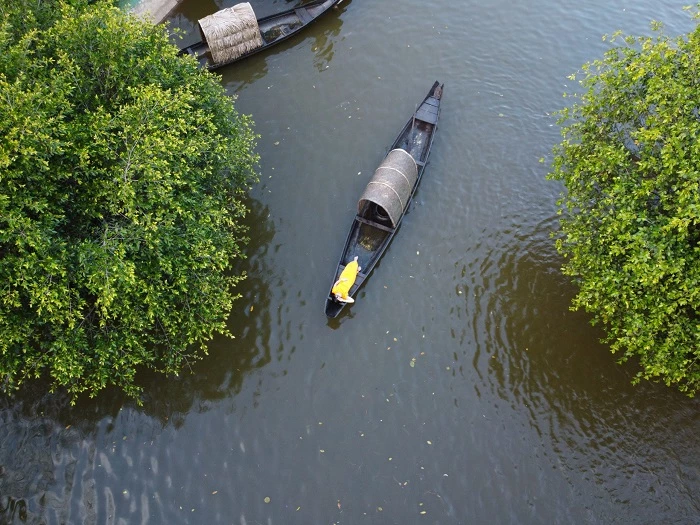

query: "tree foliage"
left=549, top=12, right=700, bottom=396
left=0, top=1, right=258, bottom=400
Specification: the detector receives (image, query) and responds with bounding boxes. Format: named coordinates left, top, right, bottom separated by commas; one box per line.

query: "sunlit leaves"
left=0, top=1, right=258, bottom=401
left=549, top=13, right=700, bottom=396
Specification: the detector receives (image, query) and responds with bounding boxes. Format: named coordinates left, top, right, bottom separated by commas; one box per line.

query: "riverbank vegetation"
left=549, top=9, right=700, bottom=396
left=0, top=0, right=258, bottom=401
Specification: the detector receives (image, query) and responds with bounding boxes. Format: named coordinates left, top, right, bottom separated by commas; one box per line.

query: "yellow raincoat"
left=332, top=258, right=359, bottom=300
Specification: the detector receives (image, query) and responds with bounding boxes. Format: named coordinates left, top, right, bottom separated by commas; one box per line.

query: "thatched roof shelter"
left=199, top=3, right=263, bottom=65
left=358, top=149, right=418, bottom=228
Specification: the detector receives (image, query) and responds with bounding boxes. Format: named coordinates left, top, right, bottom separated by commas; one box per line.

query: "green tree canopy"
left=0, top=0, right=258, bottom=400
left=549, top=13, right=700, bottom=396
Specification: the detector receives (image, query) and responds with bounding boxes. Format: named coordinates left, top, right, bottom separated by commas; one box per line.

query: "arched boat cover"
left=358, top=149, right=418, bottom=228
left=199, top=3, right=263, bottom=65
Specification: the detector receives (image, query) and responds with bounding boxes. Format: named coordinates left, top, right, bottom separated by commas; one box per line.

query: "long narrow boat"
left=325, top=81, right=444, bottom=318
left=179, top=0, right=344, bottom=70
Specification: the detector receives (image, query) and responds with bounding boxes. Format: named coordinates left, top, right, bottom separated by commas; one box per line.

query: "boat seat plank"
left=415, top=106, right=438, bottom=124
left=418, top=104, right=439, bottom=115
left=295, top=8, right=314, bottom=24
left=415, top=99, right=439, bottom=123
left=355, top=215, right=395, bottom=233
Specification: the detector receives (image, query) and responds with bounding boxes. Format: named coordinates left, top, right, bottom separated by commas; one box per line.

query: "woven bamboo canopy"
left=199, top=2, right=263, bottom=65
left=358, top=149, right=418, bottom=228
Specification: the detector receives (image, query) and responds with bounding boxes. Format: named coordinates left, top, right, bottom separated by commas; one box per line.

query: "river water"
left=2, top=0, right=699, bottom=523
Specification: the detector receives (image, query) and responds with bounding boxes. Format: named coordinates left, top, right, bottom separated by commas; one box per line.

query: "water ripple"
left=3, top=0, right=700, bottom=523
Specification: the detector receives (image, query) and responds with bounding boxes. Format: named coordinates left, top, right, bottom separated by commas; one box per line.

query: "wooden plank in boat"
left=295, top=8, right=314, bottom=24
left=415, top=104, right=439, bottom=124
left=355, top=216, right=394, bottom=233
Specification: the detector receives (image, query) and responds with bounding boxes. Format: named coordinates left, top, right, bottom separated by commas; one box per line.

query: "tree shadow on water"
left=135, top=196, right=277, bottom=419
left=217, top=0, right=348, bottom=90
left=449, top=215, right=700, bottom=523
left=309, top=0, right=346, bottom=71
left=0, top=197, right=276, bottom=524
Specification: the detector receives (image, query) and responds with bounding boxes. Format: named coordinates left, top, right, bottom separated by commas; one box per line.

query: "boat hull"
left=179, top=0, right=344, bottom=69
left=325, top=81, right=443, bottom=318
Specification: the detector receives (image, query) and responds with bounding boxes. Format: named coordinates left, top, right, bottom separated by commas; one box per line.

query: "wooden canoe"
left=179, top=0, right=344, bottom=70
left=325, top=81, right=444, bottom=318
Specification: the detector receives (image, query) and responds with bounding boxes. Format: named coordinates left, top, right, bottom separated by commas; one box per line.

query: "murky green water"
left=117, top=0, right=140, bottom=10
left=2, top=0, right=699, bottom=523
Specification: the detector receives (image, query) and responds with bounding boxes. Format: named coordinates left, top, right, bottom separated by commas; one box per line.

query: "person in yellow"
left=332, top=256, right=361, bottom=303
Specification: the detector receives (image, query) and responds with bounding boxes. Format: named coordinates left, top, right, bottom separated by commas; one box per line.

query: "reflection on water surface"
left=2, top=0, right=699, bottom=523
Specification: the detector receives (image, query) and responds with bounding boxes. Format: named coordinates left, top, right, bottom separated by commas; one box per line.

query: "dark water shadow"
left=450, top=213, right=700, bottom=522
left=207, top=1, right=348, bottom=92
left=133, top=196, right=278, bottom=418
left=0, top=197, right=276, bottom=523
left=0, top=196, right=275, bottom=419
left=163, top=0, right=216, bottom=48
left=308, top=1, right=346, bottom=71
left=324, top=304, right=357, bottom=329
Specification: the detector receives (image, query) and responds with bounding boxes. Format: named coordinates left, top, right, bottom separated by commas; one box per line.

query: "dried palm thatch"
left=199, top=3, right=263, bottom=65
